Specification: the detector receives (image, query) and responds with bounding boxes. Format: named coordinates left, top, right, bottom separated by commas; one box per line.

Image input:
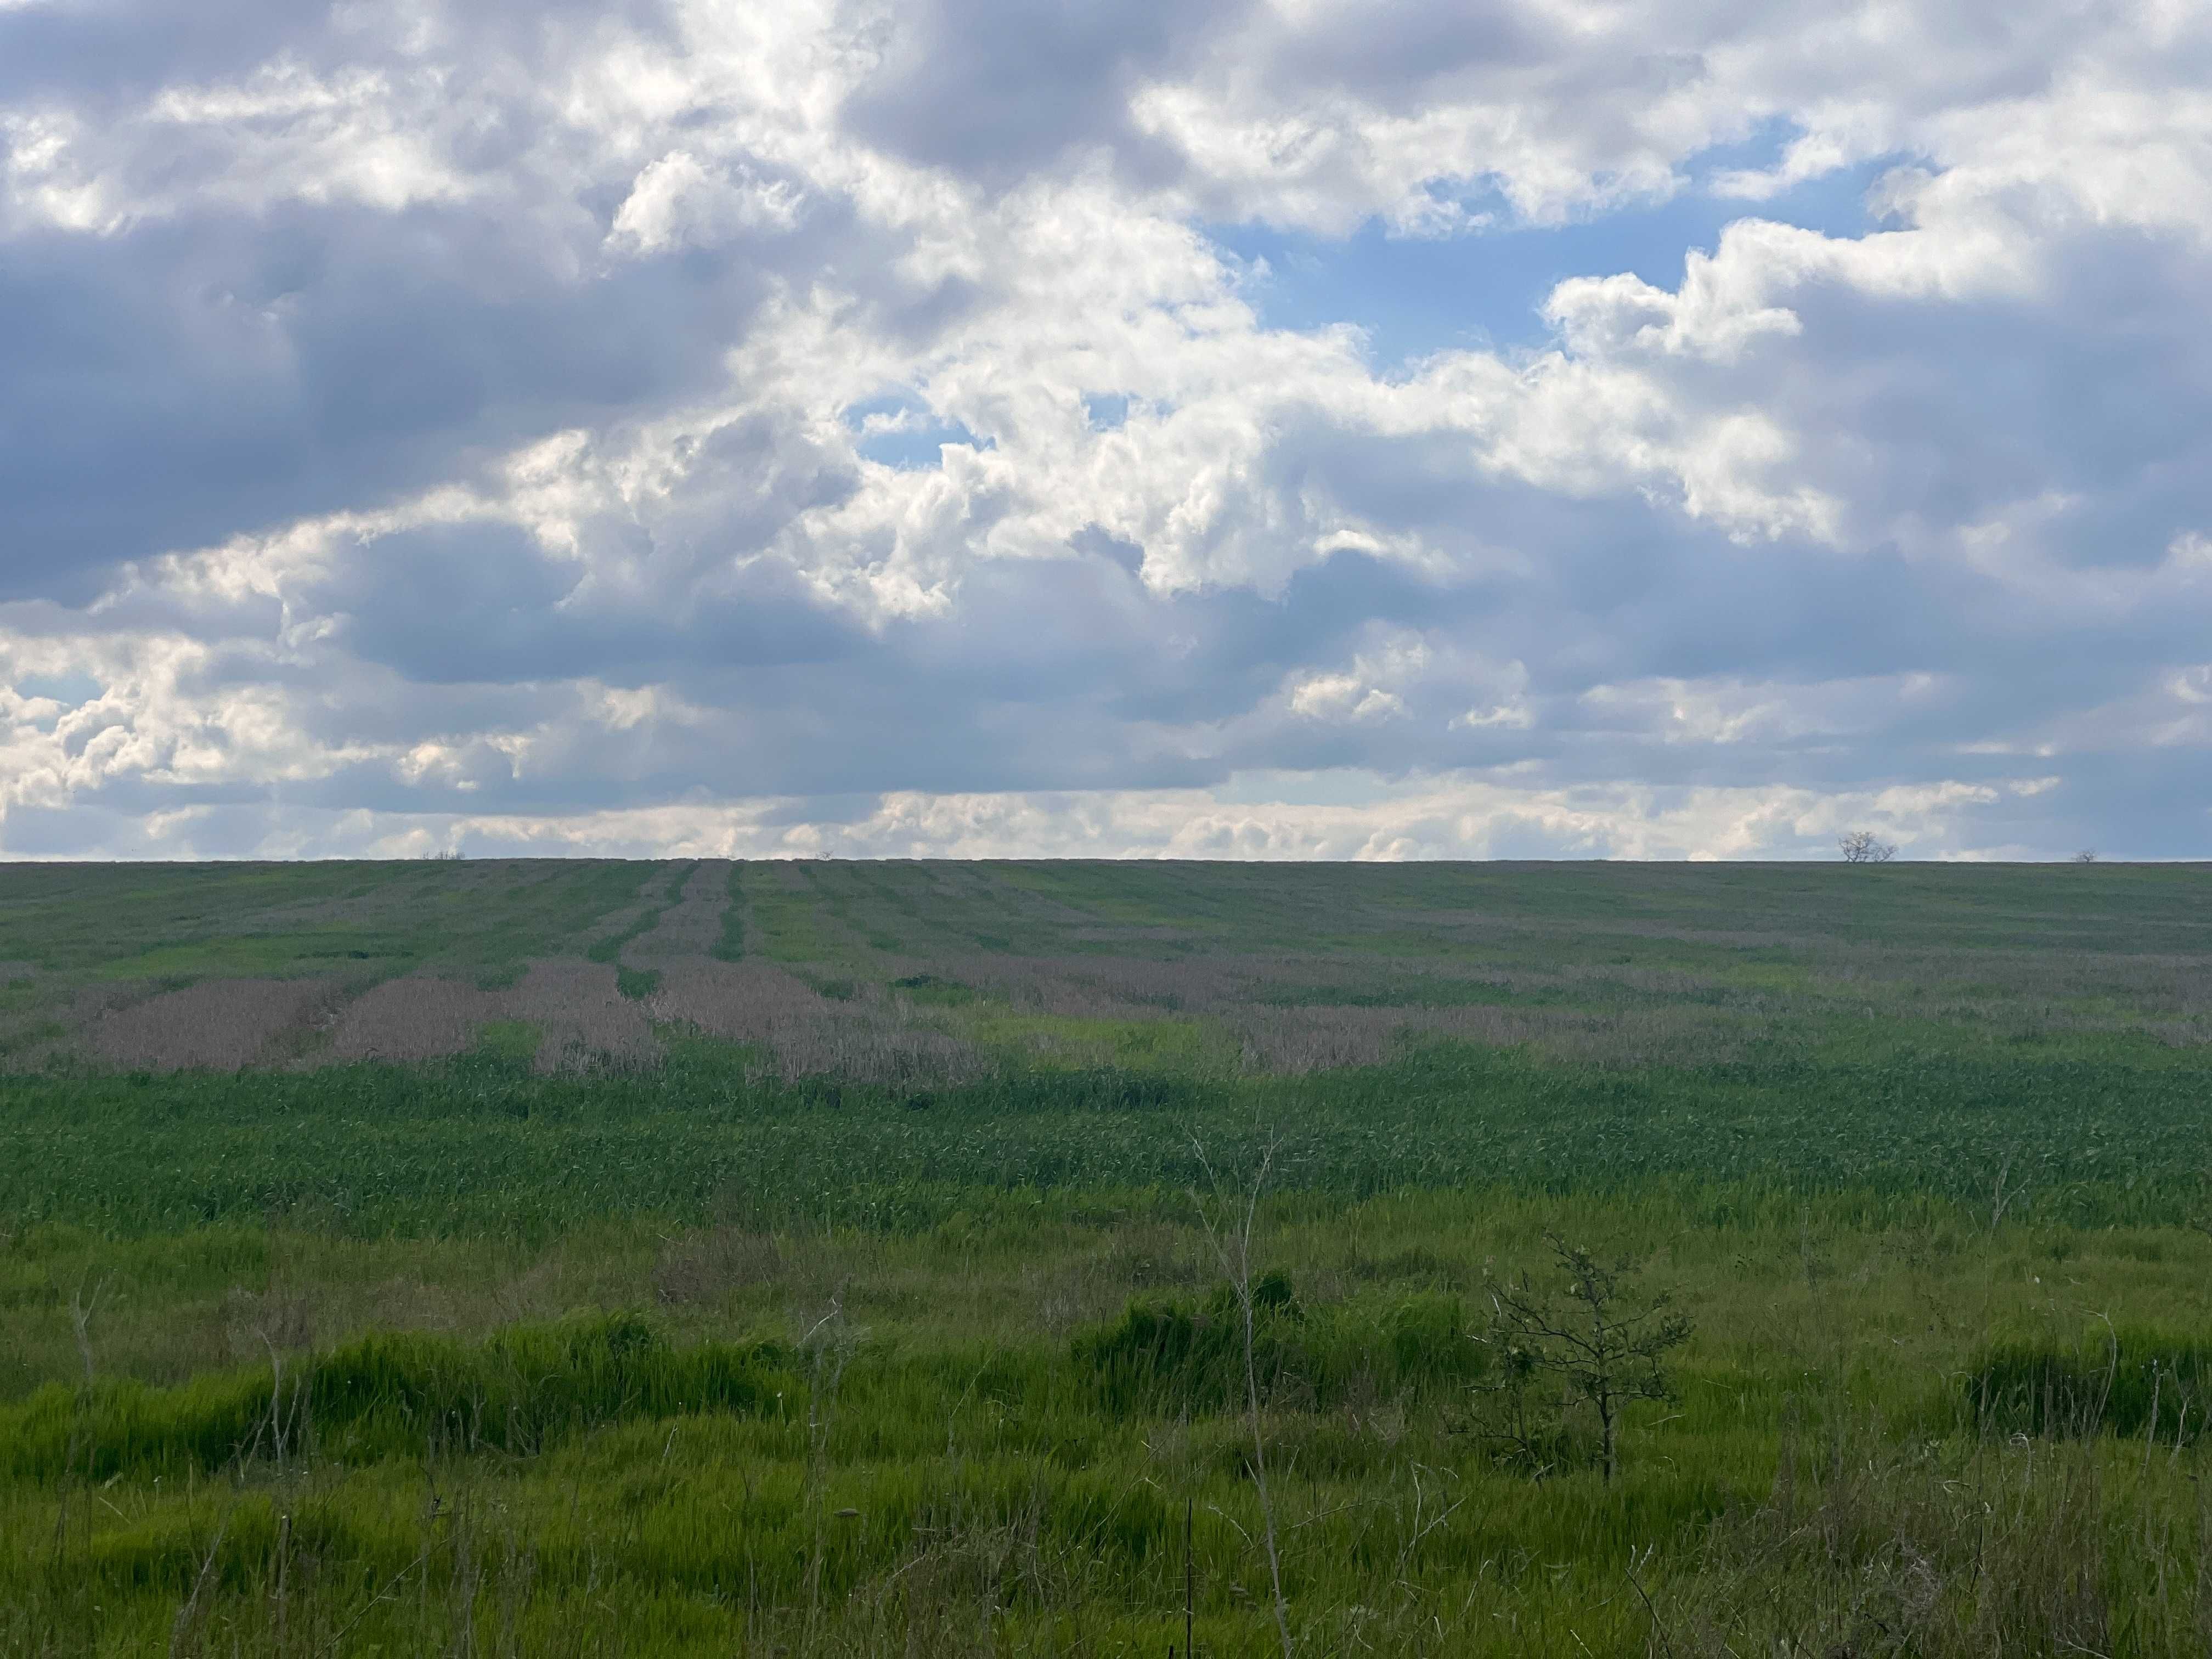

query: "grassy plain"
left=2, top=857, right=2210, bottom=1655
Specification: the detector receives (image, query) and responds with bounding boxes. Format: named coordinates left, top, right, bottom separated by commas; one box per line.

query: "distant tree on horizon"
left=1838, top=829, right=1898, bottom=864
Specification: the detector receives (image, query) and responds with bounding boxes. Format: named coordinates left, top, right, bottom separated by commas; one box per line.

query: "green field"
left=3, top=858, right=2210, bottom=1655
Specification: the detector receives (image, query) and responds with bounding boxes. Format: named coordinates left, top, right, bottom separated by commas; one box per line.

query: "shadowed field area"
left=3, top=859, right=2211, bottom=1654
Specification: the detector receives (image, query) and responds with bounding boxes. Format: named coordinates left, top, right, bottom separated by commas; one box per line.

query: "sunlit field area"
left=5, top=858, right=2212, bottom=1655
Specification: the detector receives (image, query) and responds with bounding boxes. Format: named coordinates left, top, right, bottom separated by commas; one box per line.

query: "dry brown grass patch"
left=327, top=975, right=501, bottom=1063
left=622, top=860, right=731, bottom=964
left=652, top=958, right=983, bottom=1084
left=219, top=1284, right=319, bottom=1362
left=503, top=958, right=659, bottom=1074
left=88, top=977, right=341, bottom=1072
left=330, top=958, right=662, bottom=1073
left=652, top=1227, right=786, bottom=1306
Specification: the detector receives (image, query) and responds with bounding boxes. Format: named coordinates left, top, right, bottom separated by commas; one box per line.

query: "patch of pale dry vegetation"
left=334, top=961, right=658, bottom=1072
left=88, top=978, right=341, bottom=1072
left=218, top=1282, right=319, bottom=1363
left=622, top=860, right=731, bottom=964
left=509, top=958, right=659, bottom=1073
left=653, top=959, right=982, bottom=1084
left=1027, top=1223, right=1207, bottom=1335
left=328, top=975, right=503, bottom=1063
left=652, top=1227, right=786, bottom=1307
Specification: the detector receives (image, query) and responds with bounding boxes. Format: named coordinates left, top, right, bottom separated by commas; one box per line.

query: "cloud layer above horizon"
left=4, top=0, right=2210, bottom=861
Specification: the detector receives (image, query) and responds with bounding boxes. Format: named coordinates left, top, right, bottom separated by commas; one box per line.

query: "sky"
left=2, top=0, right=2209, bottom=862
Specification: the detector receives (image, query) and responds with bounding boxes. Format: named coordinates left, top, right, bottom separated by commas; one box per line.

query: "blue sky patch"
left=15, top=671, right=102, bottom=708
left=846, top=393, right=994, bottom=469
left=1081, top=392, right=1131, bottom=430
left=1210, top=134, right=1905, bottom=368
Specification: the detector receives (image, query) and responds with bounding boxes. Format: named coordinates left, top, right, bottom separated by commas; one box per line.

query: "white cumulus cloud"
left=1, top=0, right=2209, bottom=859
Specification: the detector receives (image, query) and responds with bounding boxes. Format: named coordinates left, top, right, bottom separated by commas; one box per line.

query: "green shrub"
left=1074, top=1278, right=1483, bottom=1417
left=890, top=973, right=977, bottom=1007
left=0, top=1315, right=796, bottom=1480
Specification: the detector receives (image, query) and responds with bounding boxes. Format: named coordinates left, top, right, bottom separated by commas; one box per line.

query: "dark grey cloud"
left=1724, top=231, right=2212, bottom=565
left=0, top=0, right=329, bottom=104
left=1257, top=0, right=1550, bottom=95
left=840, top=0, right=1235, bottom=190
left=0, top=0, right=676, bottom=108
left=314, top=522, right=866, bottom=687
left=0, top=205, right=775, bottom=603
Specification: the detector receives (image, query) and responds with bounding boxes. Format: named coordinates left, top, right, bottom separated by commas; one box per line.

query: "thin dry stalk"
left=166, top=1508, right=234, bottom=1659
left=67, top=1271, right=111, bottom=1384
left=1190, top=1132, right=1294, bottom=1659
left=798, top=1290, right=855, bottom=1654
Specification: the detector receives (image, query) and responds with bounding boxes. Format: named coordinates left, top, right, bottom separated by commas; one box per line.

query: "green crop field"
left=3, top=857, right=2211, bottom=1655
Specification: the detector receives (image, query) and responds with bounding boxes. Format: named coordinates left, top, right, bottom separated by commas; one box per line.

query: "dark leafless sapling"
left=1481, top=1234, right=1693, bottom=1484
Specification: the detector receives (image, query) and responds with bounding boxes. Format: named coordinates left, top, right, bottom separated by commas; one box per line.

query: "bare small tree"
left=2073, top=849, right=2098, bottom=864
left=1838, top=829, right=1898, bottom=864
left=1483, top=1235, right=1692, bottom=1484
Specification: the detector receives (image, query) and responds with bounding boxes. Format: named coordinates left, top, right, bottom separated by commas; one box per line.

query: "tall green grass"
left=6, top=1315, right=794, bottom=1482
left=1970, top=1327, right=2212, bottom=1440
left=709, top=864, right=747, bottom=961
left=5, top=1039, right=2206, bottom=1237
left=8, top=1243, right=2211, bottom=1657
left=1076, top=1275, right=1485, bottom=1415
